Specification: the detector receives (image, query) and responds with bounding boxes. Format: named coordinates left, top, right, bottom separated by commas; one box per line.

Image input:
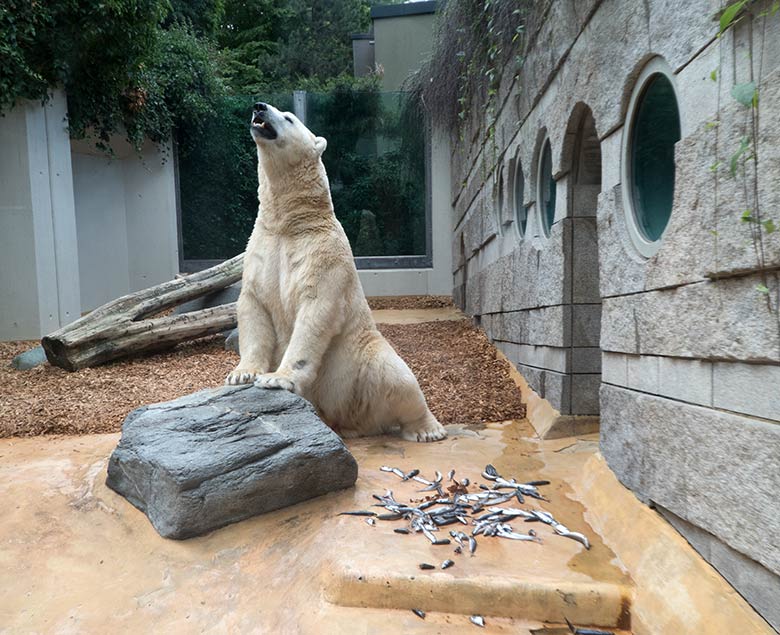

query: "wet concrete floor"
left=0, top=309, right=771, bottom=634
left=0, top=422, right=633, bottom=634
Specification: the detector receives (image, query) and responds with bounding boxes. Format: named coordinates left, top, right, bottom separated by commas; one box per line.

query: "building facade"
left=0, top=91, right=179, bottom=340
left=445, top=0, right=780, bottom=628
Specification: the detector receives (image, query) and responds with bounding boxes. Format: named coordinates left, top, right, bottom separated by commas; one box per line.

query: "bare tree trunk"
left=42, top=255, right=243, bottom=371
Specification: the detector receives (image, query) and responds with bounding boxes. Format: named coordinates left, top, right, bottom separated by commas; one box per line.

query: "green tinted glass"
left=630, top=74, right=681, bottom=242
left=539, top=140, right=555, bottom=235
left=179, top=91, right=426, bottom=261
left=514, top=162, right=527, bottom=235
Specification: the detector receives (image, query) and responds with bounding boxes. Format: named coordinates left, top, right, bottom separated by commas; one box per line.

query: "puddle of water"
left=493, top=421, right=634, bottom=595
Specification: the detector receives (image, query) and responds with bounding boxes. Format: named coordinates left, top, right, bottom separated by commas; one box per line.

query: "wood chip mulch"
left=366, top=295, right=454, bottom=310
left=0, top=320, right=524, bottom=438
left=378, top=320, right=526, bottom=427
left=0, top=338, right=236, bottom=438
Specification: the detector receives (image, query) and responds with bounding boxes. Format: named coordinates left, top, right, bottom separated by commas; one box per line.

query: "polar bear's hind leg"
left=398, top=407, right=447, bottom=443
left=386, top=374, right=447, bottom=443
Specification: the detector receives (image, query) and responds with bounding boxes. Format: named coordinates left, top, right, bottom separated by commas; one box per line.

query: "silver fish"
left=412, top=608, right=426, bottom=619
left=470, top=615, right=486, bottom=627
left=497, top=529, right=540, bottom=542
left=441, top=559, right=455, bottom=569
left=554, top=526, right=591, bottom=550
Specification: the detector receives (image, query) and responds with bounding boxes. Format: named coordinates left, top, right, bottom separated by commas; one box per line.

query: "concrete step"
left=324, top=561, right=630, bottom=627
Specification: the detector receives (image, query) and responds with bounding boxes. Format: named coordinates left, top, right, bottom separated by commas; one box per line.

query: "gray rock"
left=647, top=0, right=716, bottom=73
left=10, top=346, right=47, bottom=370
left=570, top=373, right=601, bottom=415
left=225, top=328, right=239, bottom=353
left=596, top=185, right=648, bottom=300
left=487, top=305, right=570, bottom=348
left=571, top=217, right=600, bottom=303
left=106, top=385, right=358, bottom=539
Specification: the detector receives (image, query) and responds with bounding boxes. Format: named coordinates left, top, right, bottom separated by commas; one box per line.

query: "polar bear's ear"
left=314, top=136, right=327, bottom=155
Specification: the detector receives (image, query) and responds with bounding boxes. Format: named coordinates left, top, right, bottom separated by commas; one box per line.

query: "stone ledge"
left=600, top=384, right=780, bottom=577
left=323, top=563, right=629, bottom=627
left=569, top=452, right=774, bottom=634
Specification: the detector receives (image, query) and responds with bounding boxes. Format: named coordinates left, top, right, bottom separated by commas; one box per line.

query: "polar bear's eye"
left=284, top=116, right=293, bottom=124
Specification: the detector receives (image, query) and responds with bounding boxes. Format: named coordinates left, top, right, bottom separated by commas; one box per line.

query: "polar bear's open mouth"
left=252, top=114, right=278, bottom=140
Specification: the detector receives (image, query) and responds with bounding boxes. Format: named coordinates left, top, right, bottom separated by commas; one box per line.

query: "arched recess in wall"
left=562, top=103, right=602, bottom=417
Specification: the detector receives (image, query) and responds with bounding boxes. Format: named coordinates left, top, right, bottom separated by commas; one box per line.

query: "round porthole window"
left=537, top=139, right=556, bottom=237
left=513, top=157, right=527, bottom=238
left=495, top=167, right=505, bottom=235
left=622, top=59, right=681, bottom=257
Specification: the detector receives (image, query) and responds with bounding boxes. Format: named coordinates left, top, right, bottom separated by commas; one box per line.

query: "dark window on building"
left=539, top=139, right=555, bottom=236
left=629, top=73, right=681, bottom=242
left=514, top=159, right=527, bottom=237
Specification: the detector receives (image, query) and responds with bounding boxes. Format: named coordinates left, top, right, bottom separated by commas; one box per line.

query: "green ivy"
left=1, top=1, right=224, bottom=152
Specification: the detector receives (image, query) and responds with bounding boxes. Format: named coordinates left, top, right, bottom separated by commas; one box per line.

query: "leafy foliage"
left=714, top=0, right=778, bottom=305
left=1, top=1, right=224, bottom=151
left=3, top=0, right=427, bottom=261
left=180, top=88, right=427, bottom=260
left=216, top=0, right=371, bottom=94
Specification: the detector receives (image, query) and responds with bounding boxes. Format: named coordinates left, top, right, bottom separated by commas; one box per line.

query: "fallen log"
left=41, top=255, right=243, bottom=371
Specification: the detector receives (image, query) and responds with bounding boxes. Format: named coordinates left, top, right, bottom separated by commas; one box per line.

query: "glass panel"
left=179, top=93, right=292, bottom=261
left=630, top=73, right=681, bottom=242
left=514, top=161, right=527, bottom=236
left=178, top=91, right=426, bottom=261
left=539, top=140, right=555, bottom=235
left=306, top=90, right=426, bottom=257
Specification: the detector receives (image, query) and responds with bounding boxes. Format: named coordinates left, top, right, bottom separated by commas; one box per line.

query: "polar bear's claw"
left=401, top=420, right=447, bottom=443
left=254, top=373, right=295, bottom=393
left=225, top=369, right=263, bottom=385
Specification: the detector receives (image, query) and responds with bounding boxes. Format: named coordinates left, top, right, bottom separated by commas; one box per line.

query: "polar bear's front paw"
left=401, top=418, right=448, bottom=443
left=254, top=373, right=296, bottom=393
left=225, top=368, right=264, bottom=385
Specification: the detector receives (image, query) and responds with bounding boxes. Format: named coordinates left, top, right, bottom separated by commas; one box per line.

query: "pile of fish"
left=339, top=464, right=611, bottom=631
left=340, top=463, right=590, bottom=553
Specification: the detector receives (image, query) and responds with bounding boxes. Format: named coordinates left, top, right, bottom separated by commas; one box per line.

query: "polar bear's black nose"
left=254, top=102, right=267, bottom=112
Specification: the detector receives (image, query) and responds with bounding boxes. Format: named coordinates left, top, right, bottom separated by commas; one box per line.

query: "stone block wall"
left=446, top=0, right=780, bottom=627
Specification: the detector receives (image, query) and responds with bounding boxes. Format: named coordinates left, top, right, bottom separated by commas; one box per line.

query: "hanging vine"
left=713, top=0, right=779, bottom=302
left=405, top=1, right=531, bottom=139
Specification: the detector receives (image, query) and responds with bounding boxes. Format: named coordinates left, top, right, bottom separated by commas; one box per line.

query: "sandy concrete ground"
left=0, top=423, right=630, bottom=635
left=0, top=307, right=771, bottom=634
left=1, top=420, right=771, bottom=634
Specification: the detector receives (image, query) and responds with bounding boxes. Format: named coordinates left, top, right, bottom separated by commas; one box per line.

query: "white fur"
left=225, top=104, right=446, bottom=442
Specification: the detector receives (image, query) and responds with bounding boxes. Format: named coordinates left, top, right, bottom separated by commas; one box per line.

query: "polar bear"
left=225, top=102, right=446, bottom=442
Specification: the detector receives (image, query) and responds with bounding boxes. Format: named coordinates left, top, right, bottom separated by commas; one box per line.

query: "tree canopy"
left=0, top=0, right=392, bottom=150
